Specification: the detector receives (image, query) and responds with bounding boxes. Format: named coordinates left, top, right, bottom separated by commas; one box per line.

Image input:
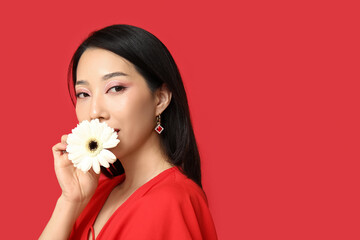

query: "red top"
left=69, top=166, right=218, bottom=239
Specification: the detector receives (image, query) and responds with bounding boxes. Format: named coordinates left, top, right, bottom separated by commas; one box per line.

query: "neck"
left=117, top=132, right=174, bottom=191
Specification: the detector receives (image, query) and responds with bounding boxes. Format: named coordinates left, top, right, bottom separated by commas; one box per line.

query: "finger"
left=61, top=134, right=68, bottom=144
left=52, top=142, right=68, bottom=157
left=53, top=144, right=73, bottom=169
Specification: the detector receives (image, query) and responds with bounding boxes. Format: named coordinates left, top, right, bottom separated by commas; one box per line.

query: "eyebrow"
left=76, top=71, right=128, bottom=85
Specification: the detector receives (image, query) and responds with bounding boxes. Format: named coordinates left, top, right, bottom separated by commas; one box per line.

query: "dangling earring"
left=155, top=115, right=164, bottom=134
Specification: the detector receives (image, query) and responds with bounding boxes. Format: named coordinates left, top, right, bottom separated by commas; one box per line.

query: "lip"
left=114, top=129, right=120, bottom=133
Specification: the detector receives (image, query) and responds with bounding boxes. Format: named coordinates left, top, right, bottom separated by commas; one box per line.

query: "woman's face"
left=75, top=48, right=163, bottom=159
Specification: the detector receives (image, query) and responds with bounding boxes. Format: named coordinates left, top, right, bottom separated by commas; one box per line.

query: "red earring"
left=155, top=115, right=164, bottom=134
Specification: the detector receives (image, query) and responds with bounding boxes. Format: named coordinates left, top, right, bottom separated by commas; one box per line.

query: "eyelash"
left=75, top=86, right=126, bottom=99
left=75, top=92, right=89, bottom=99
left=107, top=85, right=126, bottom=93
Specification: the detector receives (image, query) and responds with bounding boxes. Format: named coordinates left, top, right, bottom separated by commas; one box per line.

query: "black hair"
left=67, top=24, right=202, bottom=188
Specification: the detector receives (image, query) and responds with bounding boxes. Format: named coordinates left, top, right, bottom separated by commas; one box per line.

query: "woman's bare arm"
left=39, top=195, right=89, bottom=240
left=39, top=135, right=100, bottom=239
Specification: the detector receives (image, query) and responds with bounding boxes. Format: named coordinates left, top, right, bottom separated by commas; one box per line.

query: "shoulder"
left=140, top=167, right=208, bottom=210
left=131, top=167, right=218, bottom=240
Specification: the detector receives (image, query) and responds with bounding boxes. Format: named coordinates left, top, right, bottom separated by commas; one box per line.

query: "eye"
left=107, top=86, right=126, bottom=93
left=76, top=92, right=90, bottom=99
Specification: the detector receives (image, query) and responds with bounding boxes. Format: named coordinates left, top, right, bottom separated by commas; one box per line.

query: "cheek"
left=75, top=103, right=88, bottom=122
left=136, top=101, right=156, bottom=129
left=117, top=91, right=156, bottom=136
left=105, top=90, right=155, bottom=158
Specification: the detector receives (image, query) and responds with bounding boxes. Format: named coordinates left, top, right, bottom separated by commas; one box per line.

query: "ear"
left=155, top=84, right=172, bottom=116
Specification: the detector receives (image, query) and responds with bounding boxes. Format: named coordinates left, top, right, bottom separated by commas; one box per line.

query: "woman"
left=40, top=24, right=217, bottom=240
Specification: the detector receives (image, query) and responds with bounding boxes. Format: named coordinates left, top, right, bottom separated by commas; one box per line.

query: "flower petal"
left=79, top=157, right=92, bottom=172
left=66, top=133, right=83, bottom=145
left=90, top=119, right=101, bottom=138
left=92, top=157, right=101, bottom=174
left=100, top=149, right=117, bottom=164
left=68, top=155, right=85, bottom=164
left=68, top=149, right=87, bottom=161
left=103, top=138, right=120, bottom=148
left=98, top=150, right=114, bottom=165
left=66, top=144, right=84, bottom=154
left=100, top=126, right=113, bottom=142
left=98, top=155, right=110, bottom=168
left=74, top=120, right=91, bottom=139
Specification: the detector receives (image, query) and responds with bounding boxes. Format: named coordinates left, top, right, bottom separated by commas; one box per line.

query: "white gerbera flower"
left=66, top=119, right=120, bottom=174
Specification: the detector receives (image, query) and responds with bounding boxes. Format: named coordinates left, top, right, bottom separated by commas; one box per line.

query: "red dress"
left=69, top=166, right=218, bottom=239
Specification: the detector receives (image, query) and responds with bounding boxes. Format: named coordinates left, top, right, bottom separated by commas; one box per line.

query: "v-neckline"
left=89, top=166, right=177, bottom=239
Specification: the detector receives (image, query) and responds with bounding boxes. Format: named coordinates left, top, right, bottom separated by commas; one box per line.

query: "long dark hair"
left=67, top=24, right=202, bottom=188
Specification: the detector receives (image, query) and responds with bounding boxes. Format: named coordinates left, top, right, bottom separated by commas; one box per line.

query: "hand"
left=52, top=134, right=100, bottom=204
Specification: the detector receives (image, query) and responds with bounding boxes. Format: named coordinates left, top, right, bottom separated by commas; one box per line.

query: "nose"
left=89, top=94, right=110, bottom=122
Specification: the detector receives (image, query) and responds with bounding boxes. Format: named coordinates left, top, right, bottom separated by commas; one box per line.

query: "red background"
left=0, top=0, right=359, bottom=239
